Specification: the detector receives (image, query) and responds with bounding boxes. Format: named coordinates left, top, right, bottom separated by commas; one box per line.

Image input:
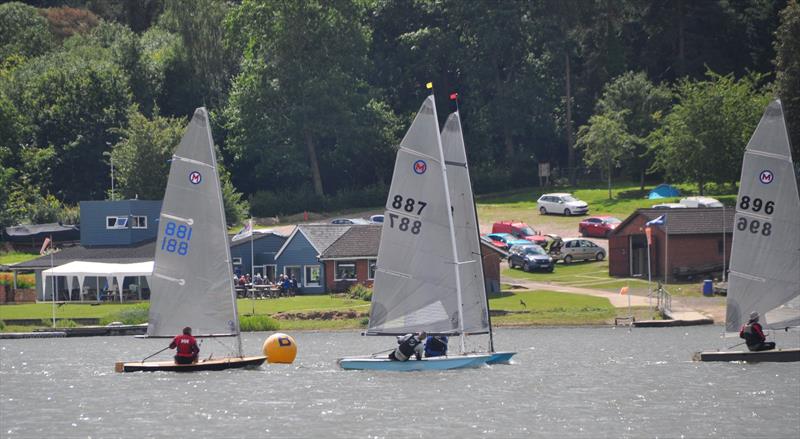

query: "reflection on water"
left=1, top=326, right=799, bottom=438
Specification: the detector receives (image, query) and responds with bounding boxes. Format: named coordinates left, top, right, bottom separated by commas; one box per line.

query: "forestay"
left=441, top=112, right=490, bottom=335
left=147, top=108, right=240, bottom=339
left=368, top=96, right=463, bottom=335
left=726, top=100, right=800, bottom=332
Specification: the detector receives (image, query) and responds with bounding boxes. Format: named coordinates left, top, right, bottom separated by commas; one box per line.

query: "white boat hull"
left=338, top=353, right=492, bottom=371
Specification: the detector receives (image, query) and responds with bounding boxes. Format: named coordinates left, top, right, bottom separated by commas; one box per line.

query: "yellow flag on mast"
left=425, top=82, right=433, bottom=89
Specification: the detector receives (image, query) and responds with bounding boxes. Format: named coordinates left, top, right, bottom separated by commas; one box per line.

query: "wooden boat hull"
left=338, top=353, right=492, bottom=371
left=116, top=356, right=267, bottom=372
left=487, top=351, right=516, bottom=364
left=692, top=348, right=800, bottom=363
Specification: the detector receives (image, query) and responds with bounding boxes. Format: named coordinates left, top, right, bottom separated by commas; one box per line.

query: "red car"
left=491, top=221, right=548, bottom=245
left=578, top=216, right=621, bottom=238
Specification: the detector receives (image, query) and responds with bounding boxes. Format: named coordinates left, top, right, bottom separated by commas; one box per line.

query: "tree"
left=576, top=112, right=630, bottom=199
left=774, top=0, right=800, bottom=158
left=111, top=108, right=183, bottom=200
left=650, top=71, right=770, bottom=194
left=594, top=71, right=672, bottom=190
left=0, top=2, right=55, bottom=61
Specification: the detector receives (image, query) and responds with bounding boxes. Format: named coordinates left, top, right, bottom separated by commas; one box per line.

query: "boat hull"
left=692, top=348, right=800, bottom=363
left=338, top=353, right=492, bottom=371
left=487, top=351, right=516, bottom=364
left=116, top=356, right=267, bottom=372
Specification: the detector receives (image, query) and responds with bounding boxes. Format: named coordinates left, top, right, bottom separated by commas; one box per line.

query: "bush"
left=100, top=303, right=150, bottom=325
left=0, top=320, right=5, bottom=330
left=347, top=283, right=372, bottom=301
left=239, top=314, right=280, bottom=332
left=249, top=184, right=389, bottom=218
left=58, top=319, right=79, bottom=328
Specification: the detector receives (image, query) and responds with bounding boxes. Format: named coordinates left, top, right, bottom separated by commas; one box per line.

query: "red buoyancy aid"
left=171, top=334, right=199, bottom=357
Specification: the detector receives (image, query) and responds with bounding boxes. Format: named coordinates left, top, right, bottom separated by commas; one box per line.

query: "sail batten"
left=726, top=99, right=800, bottom=332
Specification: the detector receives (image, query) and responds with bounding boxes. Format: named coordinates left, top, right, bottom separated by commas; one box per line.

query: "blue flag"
left=646, top=215, right=666, bottom=226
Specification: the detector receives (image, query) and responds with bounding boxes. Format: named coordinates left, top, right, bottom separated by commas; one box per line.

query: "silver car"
left=553, top=238, right=605, bottom=263
left=537, top=193, right=589, bottom=216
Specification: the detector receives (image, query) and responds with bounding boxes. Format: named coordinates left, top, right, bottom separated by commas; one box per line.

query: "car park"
left=550, top=238, right=605, bottom=263
left=369, top=214, right=384, bottom=223
left=537, top=193, right=589, bottom=216
left=508, top=245, right=554, bottom=272
left=578, top=216, right=621, bottom=238
left=485, top=233, right=530, bottom=250
left=491, top=221, right=548, bottom=245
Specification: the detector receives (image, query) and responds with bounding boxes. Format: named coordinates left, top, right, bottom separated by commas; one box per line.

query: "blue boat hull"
left=487, top=351, right=516, bottom=364
left=338, top=353, right=492, bottom=371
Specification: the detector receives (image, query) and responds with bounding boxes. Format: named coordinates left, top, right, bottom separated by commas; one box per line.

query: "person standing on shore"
left=169, top=326, right=200, bottom=364
left=739, top=312, right=776, bottom=352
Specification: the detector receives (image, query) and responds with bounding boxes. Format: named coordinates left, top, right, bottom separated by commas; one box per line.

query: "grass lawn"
left=489, top=290, right=616, bottom=325
left=0, top=251, right=41, bottom=265
left=475, top=181, right=737, bottom=229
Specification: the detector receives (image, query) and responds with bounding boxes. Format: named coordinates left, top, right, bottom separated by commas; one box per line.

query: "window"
left=368, top=259, right=377, bottom=280
left=106, top=216, right=128, bottom=229
left=335, top=261, right=357, bottom=280
left=265, top=265, right=277, bottom=283
left=232, top=257, right=242, bottom=265
left=131, top=215, right=147, bottom=229
left=304, top=265, right=320, bottom=287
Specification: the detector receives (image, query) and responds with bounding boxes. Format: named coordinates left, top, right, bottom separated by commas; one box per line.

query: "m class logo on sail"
left=759, top=170, right=774, bottom=184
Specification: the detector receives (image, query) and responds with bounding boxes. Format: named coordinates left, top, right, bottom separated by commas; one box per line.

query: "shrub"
left=347, top=283, right=372, bottom=301
left=239, top=314, right=280, bottom=332
left=100, top=303, right=150, bottom=325
left=359, top=317, right=369, bottom=327
left=58, top=319, right=79, bottom=328
left=0, top=320, right=5, bottom=330
left=249, top=184, right=389, bottom=218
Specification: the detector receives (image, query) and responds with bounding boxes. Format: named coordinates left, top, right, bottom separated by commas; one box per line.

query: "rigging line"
left=161, top=213, right=194, bottom=225
left=171, top=155, right=215, bottom=168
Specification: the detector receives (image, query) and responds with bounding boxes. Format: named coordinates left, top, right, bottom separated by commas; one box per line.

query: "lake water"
left=1, top=326, right=799, bottom=438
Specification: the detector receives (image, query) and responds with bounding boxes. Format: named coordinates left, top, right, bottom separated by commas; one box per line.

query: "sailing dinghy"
left=338, top=95, right=509, bottom=371
left=116, top=108, right=266, bottom=372
left=693, top=99, right=800, bottom=363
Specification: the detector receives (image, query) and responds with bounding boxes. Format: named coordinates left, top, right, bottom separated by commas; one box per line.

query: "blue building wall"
left=80, top=200, right=162, bottom=247
left=276, top=232, right=325, bottom=294
left=230, top=234, right=286, bottom=281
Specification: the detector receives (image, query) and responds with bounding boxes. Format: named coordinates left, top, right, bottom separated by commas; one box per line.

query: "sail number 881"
left=161, top=221, right=193, bottom=256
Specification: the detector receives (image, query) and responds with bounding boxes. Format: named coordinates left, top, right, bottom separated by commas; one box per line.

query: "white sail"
left=368, top=96, right=463, bottom=335
left=441, top=112, right=490, bottom=334
left=147, top=108, right=240, bottom=340
left=726, top=99, right=800, bottom=332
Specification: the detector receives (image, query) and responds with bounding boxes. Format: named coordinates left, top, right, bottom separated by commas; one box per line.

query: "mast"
left=433, top=94, right=467, bottom=353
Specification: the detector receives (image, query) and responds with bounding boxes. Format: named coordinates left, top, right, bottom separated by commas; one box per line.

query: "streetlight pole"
left=106, top=142, right=114, bottom=201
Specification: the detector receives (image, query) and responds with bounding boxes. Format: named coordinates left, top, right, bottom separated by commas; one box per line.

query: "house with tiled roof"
left=608, top=208, right=734, bottom=281
left=318, top=224, right=507, bottom=294
left=273, top=224, right=352, bottom=294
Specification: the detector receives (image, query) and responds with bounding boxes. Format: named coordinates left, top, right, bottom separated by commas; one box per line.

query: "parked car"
left=508, top=245, right=554, bottom=272
left=491, top=221, right=548, bottom=245
left=369, top=214, right=384, bottom=223
left=537, top=193, right=589, bottom=216
left=651, top=203, right=686, bottom=209
left=485, top=233, right=530, bottom=250
left=330, top=218, right=370, bottom=225
left=679, top=196, right=723, bottom=208
left=551, top=238, right=605, bottom=263
left=578, top=216, right=621, bottom=238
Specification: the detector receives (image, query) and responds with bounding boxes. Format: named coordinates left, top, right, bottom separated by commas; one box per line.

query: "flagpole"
left=647, top=235, right=652, bottom=311
left=249, top=219, right=255, bottom=315
left=49, top=235, right=55, bottom=328
left=664, top=213, right=668, bottom=285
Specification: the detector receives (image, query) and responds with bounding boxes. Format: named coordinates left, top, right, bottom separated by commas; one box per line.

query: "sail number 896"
left=739, top=196, right=774, bottom=215
left=736, top=217, right=771, bottom=236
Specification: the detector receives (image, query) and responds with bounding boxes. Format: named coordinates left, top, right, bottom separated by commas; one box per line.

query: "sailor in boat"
left=169, top=326, right=200, bottom=364
left=424, top=335, right=448, bottom=358
left=388, top=332, right=426, bottom=361
left=739, top=312, right=776, bottom=352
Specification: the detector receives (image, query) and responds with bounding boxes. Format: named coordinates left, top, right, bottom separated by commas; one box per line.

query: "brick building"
left=609, top=208, right=734, bottom=282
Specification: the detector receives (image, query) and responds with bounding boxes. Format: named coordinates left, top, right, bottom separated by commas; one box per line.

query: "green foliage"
left=239, top=314, right=280, bottom=332
left=576, top=112, right=630, bottom=200
left=220, top=166, right=249, bottom=226
left=347, top=284, right=372, bottom=301
left=100, top=303, right=150, bottom=325
left=57, top=319, right=80, bottom=328
left=649, top=71, right=771, bottom=193
left=0, top=320, right=5, bottom=330
left=0, top=2, right=55, bottom=60
left=249, top=184, right=387, bottom=217
left=774, top=0, right=800, bottom=157
left=111, top=108, right=183, bottom=200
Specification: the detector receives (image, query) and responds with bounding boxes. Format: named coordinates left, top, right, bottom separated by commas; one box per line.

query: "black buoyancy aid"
left=397, top=334, right=421, bottom=358
left=740, top=323, right=761, bottom=346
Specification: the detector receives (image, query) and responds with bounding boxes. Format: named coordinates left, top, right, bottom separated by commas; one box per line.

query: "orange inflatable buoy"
left=262, top=333, right=297, bottom=364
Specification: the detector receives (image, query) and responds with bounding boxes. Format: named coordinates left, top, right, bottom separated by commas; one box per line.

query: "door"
left=630, top=235, right=647, bottom=276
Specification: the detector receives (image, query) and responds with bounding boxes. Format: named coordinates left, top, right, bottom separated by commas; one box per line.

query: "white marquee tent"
left=42, top=261, right=153, bottom=302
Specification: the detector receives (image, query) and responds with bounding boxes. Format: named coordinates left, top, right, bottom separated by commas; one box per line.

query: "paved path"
left=503, top=278, right=650, bottom=308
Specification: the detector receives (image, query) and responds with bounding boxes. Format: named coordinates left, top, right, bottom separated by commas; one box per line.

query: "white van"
left=679, top=196, right=723, bottom=208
